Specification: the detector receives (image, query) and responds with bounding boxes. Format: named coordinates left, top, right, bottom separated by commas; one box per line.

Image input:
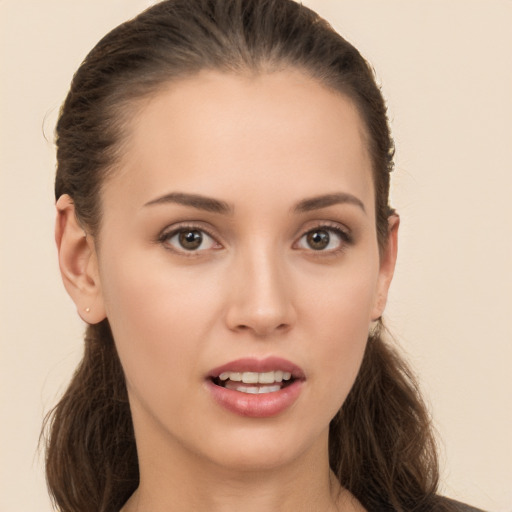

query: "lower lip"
left=206, top=379, right=303, bottom=418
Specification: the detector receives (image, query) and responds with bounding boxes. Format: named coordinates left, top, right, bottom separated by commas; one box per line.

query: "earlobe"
left=55, top=194, right=106, bottom=324
left=371, top=214, right=400, bottom=320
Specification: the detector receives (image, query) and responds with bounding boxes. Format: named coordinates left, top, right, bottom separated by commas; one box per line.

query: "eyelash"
left=157, top=222, right=353, bottom=256
left=157, top=222, right=221, bottom=256
left=295, top=223, right=353, bottom=255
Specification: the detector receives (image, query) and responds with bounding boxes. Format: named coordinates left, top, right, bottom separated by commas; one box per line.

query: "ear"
left=371, top=214, right=399, bottom=320
left=55, top=194, right=106, bottom=324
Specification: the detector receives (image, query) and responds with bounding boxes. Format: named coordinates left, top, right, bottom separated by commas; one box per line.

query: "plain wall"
left=0, top=1, right=510, bottom=511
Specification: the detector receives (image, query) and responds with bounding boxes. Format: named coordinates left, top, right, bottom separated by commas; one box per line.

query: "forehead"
left=104, top=69, right=374, bottom=215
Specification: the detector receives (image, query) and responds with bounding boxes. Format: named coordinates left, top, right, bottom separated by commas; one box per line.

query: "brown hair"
left=45, top=1, right=450, bottom=511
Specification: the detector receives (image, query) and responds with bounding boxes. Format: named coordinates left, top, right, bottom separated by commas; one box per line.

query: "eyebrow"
left=143, top=191, right=365, bottom=215
left=293, top=193, right=366, bottom=214
left=144, top=192, right=233, bottom=215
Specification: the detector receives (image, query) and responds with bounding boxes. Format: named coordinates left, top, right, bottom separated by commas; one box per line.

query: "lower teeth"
left=222, top=381, right=282, bottom=394
left=236, top=384, right=282, bottom=394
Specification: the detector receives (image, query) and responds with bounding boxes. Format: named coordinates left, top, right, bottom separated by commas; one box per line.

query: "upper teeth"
left=218, top=371, right=292, bottom=384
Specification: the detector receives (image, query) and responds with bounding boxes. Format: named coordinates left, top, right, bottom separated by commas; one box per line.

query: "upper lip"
left=207, top=356, right=305, bottom=380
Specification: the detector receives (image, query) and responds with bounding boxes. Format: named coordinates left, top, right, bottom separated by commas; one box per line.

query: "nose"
left=224, top=244, right=296, bottom=337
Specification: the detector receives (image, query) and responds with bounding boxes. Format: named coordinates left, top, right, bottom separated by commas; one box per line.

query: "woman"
left=45, top=1, right=484, bottom=511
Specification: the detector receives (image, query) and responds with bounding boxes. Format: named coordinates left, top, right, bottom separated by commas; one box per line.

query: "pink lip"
left=208, top=356, right=305, bottom=379
left=206, top=357, right=305, bottom=418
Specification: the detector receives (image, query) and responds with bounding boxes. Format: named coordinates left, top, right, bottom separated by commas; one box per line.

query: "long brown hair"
left=45, top=1, right=449, bottom=511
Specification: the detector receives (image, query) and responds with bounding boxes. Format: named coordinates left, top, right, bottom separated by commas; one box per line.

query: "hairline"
left=86, top=65, right=379, bottom=250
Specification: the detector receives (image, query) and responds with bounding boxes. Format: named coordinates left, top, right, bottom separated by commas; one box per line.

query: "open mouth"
left=206, top=359, right=305, bottom=416
left=211, top=370, right=296, bottom=394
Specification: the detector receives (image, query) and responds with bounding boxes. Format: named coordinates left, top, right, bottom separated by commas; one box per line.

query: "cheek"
left=97, top=249, right=220, bottom=399
left=301, top=260, right=379, bottom=406
left=304, top=255, right=379, bottom=338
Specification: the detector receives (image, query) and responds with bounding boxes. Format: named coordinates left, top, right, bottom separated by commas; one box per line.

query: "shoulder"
left=438, top=496, right=488, bottom=512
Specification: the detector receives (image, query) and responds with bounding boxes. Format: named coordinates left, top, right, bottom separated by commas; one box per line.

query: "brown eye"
left=306, top=230, right=330, bottom=250
left=178, top=229, right=203, bottom=250
left=162, top=227, right=218, bottom=253
left=296, top=226, right=350, bottom=252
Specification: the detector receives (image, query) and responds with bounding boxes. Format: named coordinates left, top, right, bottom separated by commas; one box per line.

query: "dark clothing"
left=369, top=496, right=487, bottom=511
left=442, top=497, right=487, bottom=512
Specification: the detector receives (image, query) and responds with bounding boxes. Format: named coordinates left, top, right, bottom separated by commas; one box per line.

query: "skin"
left=56, top=69, right=398, bottom=512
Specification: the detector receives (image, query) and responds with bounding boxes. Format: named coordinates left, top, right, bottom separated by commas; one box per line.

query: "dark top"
left=442, top=497, right=487, bottom=512
left=368, top=497, right=487, bottom=511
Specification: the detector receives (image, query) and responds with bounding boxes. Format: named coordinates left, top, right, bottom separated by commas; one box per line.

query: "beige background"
left=1, top=1, right=511, bottom=511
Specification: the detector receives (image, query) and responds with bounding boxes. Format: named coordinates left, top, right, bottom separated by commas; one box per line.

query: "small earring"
left=85, top=307, right=91, bottom=313
left=369, top=320, right=380, bottom=338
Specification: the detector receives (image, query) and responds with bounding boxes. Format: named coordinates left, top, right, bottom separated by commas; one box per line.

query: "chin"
left=188, top=419, right=330, bottom=475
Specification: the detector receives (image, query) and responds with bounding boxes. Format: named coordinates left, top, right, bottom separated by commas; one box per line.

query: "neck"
left=121, top=429, right=359, bottom=512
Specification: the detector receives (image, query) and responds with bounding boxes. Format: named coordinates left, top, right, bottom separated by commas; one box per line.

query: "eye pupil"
left=179, top=230, right=203, bottom=250
left=307, top=230, right=330, bottom=250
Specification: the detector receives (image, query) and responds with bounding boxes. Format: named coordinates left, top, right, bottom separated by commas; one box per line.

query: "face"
left=90, top=70, right=396, bottom=474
